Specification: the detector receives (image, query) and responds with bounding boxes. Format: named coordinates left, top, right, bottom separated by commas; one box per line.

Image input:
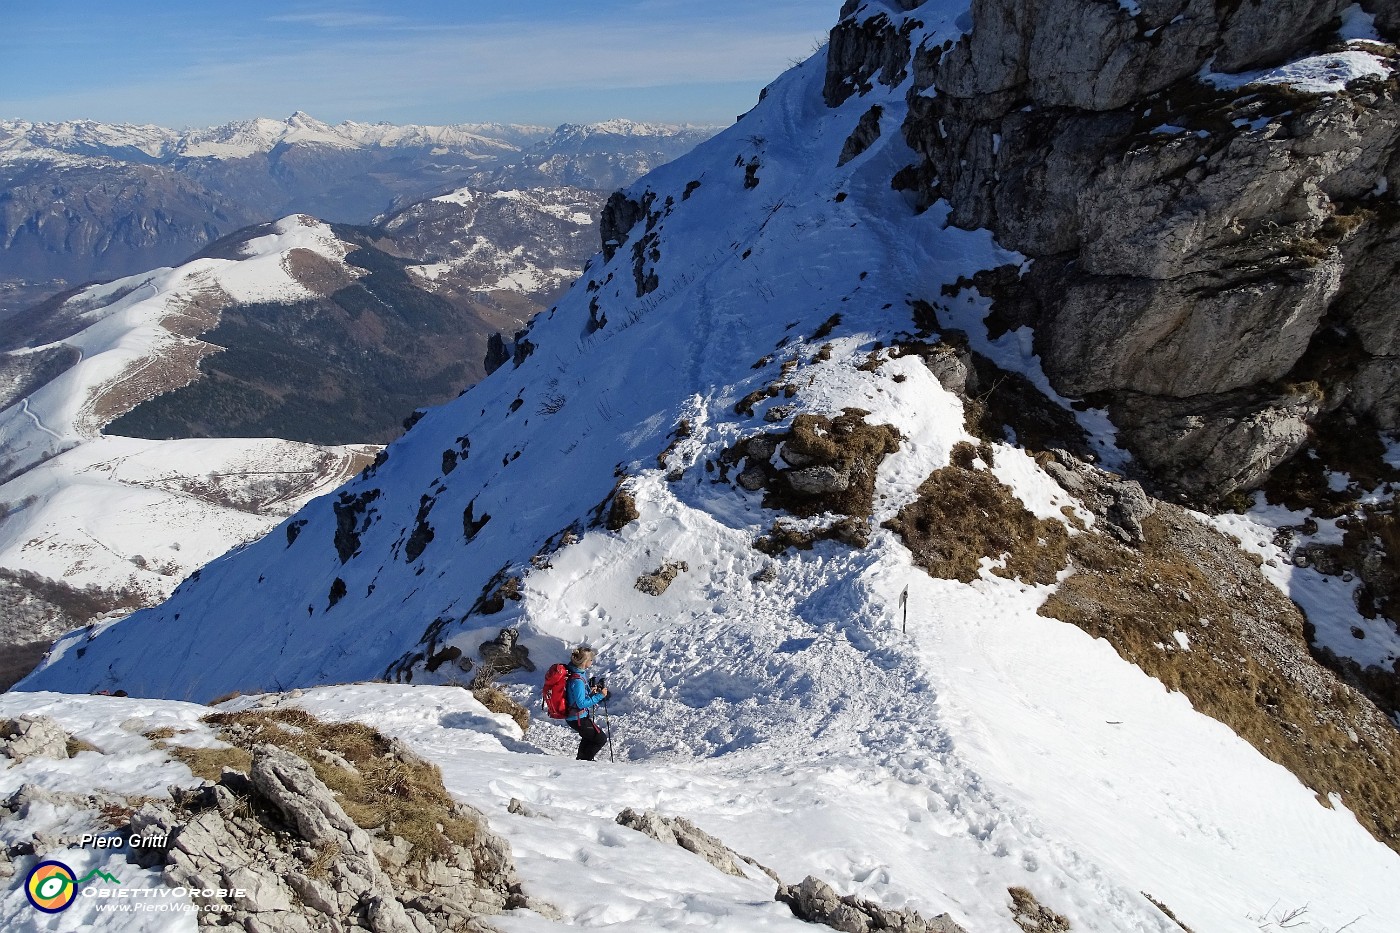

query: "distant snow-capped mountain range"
left=2, top=113, right=539, bottom=164
left=0, top=114, right=718, bottom=315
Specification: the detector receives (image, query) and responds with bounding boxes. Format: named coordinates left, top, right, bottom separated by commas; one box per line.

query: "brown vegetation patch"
left=1041, top=508, right=1400, bottom=854
left=885, top=451, right=1068, bottom=585
left=607, top=489, right=640, bottom=531
left=65, top=736, right=101, bottom=757
left=86, top=337, right=223, bottom=430
left=284, top=248, right=357, bottom=296
left=733, top=409, right=899, bottom=555
left=164, top=743, right=255, bottom=783
left=158, top=283, right=226, bottom=339
left=198, top=708, right=476, bottom=862
left=472, top=686, right=530, bottom=732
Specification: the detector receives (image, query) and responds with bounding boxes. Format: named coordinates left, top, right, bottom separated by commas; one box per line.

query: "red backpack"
left=542, top=663, right=580, bottom=719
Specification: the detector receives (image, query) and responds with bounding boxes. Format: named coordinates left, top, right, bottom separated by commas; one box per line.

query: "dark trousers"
left=569, top=715, right=608, bottom=761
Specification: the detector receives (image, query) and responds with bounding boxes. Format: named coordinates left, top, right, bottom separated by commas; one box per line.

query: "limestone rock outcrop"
left=826, top=1, right=1400, bottom=500
left=126, top=743, right=525, bottom=932
left=615, top=807, right=760, bottom=878
left=777, top=874, right=968, bottom=933
left=0, top=715, right=71, bottom=762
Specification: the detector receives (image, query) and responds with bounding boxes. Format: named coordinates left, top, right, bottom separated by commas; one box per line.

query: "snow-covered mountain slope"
left=5, top=679, right=1399, bottom=933
left=19, top=3, right=1400, bottom=924
left=0, top=186, right=617, bottom=684
left=0, top=217, right=360, bottom=475
left=0, top=218, right=382, bottom=684
left=0, top=437, right=366, bottom=596
left=18, top=2, right=1400, bottom=929
left=380, top=186, right=600, bottom=301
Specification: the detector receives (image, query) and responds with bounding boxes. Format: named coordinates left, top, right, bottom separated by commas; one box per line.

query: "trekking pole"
left=602, top=700, right=616, bottom=762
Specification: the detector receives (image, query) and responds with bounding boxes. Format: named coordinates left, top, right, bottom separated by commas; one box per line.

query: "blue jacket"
left=565, top=664, right=605, bottom=720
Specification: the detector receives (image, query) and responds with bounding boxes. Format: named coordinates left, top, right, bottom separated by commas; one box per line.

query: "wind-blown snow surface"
left=4, top=684, right=1398, bottom=933
left=20, top=2, right=1400, bottom=929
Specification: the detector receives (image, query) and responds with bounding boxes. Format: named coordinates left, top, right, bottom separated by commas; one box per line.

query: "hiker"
left=564, top=646, right=610, bottom=761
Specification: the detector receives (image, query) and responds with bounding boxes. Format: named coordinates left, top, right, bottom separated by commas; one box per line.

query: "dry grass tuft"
left=472, top=686, right=530, bottom=732
left=306, top=841, right=341, bottom=880
left=98, top=797, right=158, bottom=831
left=885, top=459, right=1068, bottom=585
left=1041, top=509, right=1400, bottom=854
left=165, top=744, right=255, bottom=783
left=606, top=489, right=640, bottom=531
left=65, top=736, right=101, bottom=757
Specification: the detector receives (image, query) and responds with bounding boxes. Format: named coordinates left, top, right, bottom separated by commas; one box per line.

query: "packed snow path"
left=14, top=3, right=1400, bottom=931
left=17, top=397, right=62, bottom=442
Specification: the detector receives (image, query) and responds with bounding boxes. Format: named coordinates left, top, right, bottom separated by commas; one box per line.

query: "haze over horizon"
left=0, top=0, right=834, bottom=129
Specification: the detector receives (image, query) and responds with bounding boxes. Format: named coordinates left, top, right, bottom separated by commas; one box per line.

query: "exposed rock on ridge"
left=125, top=734, right=526, bottom=932
left=839, top=0, right=1400, bottom=500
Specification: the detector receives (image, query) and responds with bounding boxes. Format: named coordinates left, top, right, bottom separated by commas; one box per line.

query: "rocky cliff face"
left=825, top=0, right=1400, bottom=502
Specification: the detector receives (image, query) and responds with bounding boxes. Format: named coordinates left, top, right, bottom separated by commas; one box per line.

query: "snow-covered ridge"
left=14, top=2, right=1400, bottom=930
left=0, top=216, right=377, bottom=650
left=547, top=118, right=720, bottom=139
left=7, top=673, right=1400, bottom=932
left=0, top=216, right=352, bottom=473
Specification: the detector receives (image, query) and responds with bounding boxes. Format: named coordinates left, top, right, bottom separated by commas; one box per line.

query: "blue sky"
left=0, top=1, right=837, bottom=128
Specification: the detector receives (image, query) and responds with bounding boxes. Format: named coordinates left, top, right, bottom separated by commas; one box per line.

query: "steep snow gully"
left=13, top=2, right=1400, bottom=931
